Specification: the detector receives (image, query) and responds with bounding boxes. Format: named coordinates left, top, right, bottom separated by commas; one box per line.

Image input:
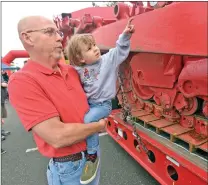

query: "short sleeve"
left=8, top=74, right=59, bottom=131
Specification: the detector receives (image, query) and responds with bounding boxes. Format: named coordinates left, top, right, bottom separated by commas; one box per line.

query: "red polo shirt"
left=8, top=60, right=89, bottom=158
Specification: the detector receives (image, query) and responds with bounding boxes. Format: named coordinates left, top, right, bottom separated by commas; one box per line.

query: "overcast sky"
left=2, top=2, right=96, bottom=67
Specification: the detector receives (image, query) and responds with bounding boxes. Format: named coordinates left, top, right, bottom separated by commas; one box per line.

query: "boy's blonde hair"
left=66, top=34, right=96, bottom=66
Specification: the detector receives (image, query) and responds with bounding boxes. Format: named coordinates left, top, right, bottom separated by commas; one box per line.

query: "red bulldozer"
left=2, top=2, right=207, bottom=185
left=55, top=2, right=207, bottom=185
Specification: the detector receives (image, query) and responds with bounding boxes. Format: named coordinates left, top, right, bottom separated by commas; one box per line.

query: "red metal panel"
left=161, top=124, right=192, bottom=136
left=71, top=7, right=116, bottom=20
left=178, top=58, right=208, bottom=98
left=93, top=2, right=208, bottom=56
left=150, top=119, right=176, bottom=128
left=177, top=133, right=207, bottom=150
left=131, top=110, right=151, bottom=117
left=107, top=110, right=208, bottom=185
left=130, top=54, right=182, bottom=88
left=139, top=114, right=160, bottom=122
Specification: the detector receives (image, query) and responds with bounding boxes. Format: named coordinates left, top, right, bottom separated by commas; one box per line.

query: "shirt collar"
left=26, top=60, right=69, bottom=76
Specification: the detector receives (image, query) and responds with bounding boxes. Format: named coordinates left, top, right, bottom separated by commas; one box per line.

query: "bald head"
left=17, top=16, right=53, bottom=37
left=17, top=15, right=63, bottom=64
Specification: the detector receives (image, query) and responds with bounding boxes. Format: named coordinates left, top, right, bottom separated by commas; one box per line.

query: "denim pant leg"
left=47, top=159, right=62, bottom=185
left=46, top=152, right=86, bottom=185
left=46, top=148, right=101, bottom=185
left=84, top=101, right=112, bottom=154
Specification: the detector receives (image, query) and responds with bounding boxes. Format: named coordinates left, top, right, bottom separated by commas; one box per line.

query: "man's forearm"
left=54, top=122, right=104, bottom=148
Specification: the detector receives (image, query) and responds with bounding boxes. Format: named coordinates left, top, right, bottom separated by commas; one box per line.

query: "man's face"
left=23, top=20, right=63, bottom=61
left=80, top=43, right=101, bottom=65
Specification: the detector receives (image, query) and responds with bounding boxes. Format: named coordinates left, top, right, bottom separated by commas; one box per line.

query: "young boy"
left=66, top=18, right=134, bottom=184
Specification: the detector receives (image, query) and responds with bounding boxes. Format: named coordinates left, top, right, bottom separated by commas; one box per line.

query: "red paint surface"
left=107, top=110, right=208, bottom=185
left=93, top=2, right=208, bottom=56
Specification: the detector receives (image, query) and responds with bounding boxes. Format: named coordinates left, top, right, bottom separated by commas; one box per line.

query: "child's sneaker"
left=80, top=153, right=100, bottom=184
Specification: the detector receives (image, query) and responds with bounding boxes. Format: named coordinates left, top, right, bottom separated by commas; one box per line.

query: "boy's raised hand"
left=123, top=17, right=135, bottom=35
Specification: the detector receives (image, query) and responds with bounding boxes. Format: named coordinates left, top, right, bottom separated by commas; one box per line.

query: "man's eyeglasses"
left=26, top=27, right=64, bottom=38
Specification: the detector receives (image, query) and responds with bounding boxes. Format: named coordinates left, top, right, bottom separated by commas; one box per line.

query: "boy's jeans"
left=47, top=148, right=101, bottom=185
left=84, top=100, right=112, bottom=154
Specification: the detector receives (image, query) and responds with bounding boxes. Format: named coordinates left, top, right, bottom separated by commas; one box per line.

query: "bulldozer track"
left=130, top=104, right=208, bottom=156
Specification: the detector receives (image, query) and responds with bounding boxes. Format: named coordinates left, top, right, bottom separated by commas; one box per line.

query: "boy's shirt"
left=75, top=33, right=131, bottom=104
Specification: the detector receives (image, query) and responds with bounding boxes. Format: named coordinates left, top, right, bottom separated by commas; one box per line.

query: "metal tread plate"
left=113, top=113, right=208, bottom=171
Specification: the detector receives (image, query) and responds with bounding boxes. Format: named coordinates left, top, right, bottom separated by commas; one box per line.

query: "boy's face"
left=80, top=42, right=101, bottom=65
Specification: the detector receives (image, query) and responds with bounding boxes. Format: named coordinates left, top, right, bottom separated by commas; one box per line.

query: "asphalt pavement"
left=1, top=103, right=160, bottom=185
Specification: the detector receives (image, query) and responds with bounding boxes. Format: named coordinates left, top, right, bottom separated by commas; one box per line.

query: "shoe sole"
left=80, top=158, right=100, bottom=185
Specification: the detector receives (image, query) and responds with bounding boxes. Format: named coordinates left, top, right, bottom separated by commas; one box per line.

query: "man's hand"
left=123, top=17, right=135, bottom=35
left=98, top=118, right=108, bottom=132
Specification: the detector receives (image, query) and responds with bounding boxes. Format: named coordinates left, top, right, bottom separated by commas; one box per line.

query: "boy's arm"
left=102, top=33, right=131, bottom=66
left=102, top=18, right=135, bottom=66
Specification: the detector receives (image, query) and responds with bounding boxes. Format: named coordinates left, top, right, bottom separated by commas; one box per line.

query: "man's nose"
left=56, top=32, right=63, bottom=41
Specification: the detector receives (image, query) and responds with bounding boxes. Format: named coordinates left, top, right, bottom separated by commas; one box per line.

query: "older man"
left=8, top=16, right=106, bottom=185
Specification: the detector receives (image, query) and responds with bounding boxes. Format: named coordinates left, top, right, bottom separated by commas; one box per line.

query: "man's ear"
left=21, top=32, right=34, bottom=46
